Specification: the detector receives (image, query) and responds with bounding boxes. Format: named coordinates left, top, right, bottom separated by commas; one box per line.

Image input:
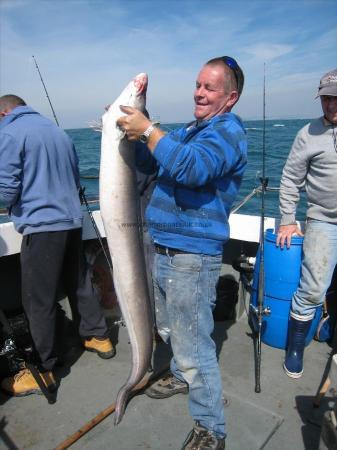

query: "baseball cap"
left=316, top=69, right=337, bottom=97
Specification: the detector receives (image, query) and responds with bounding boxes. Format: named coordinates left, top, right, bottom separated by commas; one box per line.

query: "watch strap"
left=139, top=121, right=160, bottom=142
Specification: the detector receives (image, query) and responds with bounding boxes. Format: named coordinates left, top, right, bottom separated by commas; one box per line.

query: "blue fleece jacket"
left=136, top=112, right=247, bottom=255
left=0, top=106, right=83, bottom=234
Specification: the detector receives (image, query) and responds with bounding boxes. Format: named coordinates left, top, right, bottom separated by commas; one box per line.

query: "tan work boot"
left=83, top=336, right=115, bottom=359
left=1, top=368, right=57, bottom=397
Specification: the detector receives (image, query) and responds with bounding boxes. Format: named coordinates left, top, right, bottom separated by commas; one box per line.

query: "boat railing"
left=0, top=198, right=100, bottom=216
left=0, top=186, right=281, bottom=217
left=230, top=186, right=279, bottom=214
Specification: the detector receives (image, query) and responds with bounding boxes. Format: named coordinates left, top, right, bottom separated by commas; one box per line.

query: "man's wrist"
left=279, top=214, right=296, bottom=226
left=139, top=121, right=160, bottom=144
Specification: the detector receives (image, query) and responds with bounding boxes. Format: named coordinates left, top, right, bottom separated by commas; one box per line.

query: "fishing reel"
left=249, top=303, right=271, bottom=334
left=0, top=337, right=26, bottom=374
left=232, top=254, right=256, bottom=275
left=0, top=311, right=34, bottom=375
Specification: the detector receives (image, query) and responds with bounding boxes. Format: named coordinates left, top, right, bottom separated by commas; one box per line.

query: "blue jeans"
left=292, top=219, right=337, bottom=318
left=153, top=251, right=225, bottom=438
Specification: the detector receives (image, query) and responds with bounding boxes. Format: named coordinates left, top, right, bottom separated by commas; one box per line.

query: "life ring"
left=84, top=239, right=118, bottom=310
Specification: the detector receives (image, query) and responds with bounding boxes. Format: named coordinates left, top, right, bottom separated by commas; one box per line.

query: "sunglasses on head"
left=221, top=56, right=243, bottom=95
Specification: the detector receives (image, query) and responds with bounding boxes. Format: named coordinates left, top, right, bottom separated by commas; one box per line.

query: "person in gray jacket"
left=0, top=95, right=114, bottom=397
left=277, top=69, right=337, bottom=378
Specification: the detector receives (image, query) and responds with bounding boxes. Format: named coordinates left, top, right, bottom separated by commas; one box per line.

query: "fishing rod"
left=32, top=55, right=59, bottom=127
left=32, top=55, right=112, bottom=271
left=33, top=54, right=99, bottom=188
left=250, top=63, right=270, bottom=393
left=79, top=187, right=113, bottom=274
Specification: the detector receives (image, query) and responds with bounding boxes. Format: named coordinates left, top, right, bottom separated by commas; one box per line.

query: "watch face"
left=139, top=134, right=148, bottom=143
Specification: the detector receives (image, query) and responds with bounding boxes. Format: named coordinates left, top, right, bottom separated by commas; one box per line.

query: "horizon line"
left=65, top=116, right=314, bottom=131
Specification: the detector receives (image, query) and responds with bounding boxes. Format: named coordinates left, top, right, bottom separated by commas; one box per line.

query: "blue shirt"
left=136, top=112, right=247, bottom=255
left=0, top=106, right=83, bottom=234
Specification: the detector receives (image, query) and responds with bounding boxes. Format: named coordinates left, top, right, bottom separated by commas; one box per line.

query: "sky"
left=1, top=0, right=336, bottom=129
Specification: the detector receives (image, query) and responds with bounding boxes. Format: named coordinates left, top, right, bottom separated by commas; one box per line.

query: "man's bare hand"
left=276, top=224, right=303, bottom=249
left=116, top=106, right=151, bottom=141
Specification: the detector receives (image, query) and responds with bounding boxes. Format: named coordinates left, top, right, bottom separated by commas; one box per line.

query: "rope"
left=230, top=185, right=279, bottom=214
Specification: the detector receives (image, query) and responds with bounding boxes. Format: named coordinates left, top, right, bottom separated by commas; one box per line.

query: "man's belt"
left=154, top=244, right=188, bottom=257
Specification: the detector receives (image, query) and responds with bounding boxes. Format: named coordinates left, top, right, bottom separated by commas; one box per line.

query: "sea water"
left=0, top=118, right=310, bottom=223
left=70, top=118, right=309, bottom=220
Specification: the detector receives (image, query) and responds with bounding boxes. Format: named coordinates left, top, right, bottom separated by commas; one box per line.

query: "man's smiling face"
left=194, top=63, right=237, bottom=121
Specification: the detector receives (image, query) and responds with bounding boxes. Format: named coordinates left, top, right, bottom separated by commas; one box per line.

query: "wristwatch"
left=139, top=122, right=159, bottom=144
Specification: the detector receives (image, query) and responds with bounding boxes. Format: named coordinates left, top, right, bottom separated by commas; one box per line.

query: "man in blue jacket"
left=117, top=56, right=247, bottom=450
left=0, top=95, right=114, bottom=397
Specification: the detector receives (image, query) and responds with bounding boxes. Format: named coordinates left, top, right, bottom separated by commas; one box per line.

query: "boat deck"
left=0, top=303, right=334, bottom=450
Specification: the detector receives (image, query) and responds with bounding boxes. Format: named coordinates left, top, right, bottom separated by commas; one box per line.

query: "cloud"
left=245, top=44, right=294, bottom=62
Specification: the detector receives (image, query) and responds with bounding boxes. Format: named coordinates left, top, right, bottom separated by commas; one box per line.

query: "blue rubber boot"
left=283, top=313, right=313, bottom=379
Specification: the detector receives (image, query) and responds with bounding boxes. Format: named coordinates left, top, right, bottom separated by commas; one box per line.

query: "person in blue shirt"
left=117, top=56, right=247, bottom=450
left=0, top=94, right=114, bottom=397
